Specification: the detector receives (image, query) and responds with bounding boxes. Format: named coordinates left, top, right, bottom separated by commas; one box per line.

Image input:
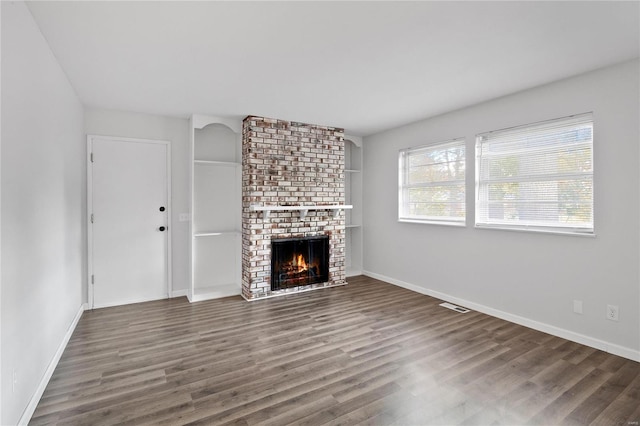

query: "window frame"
left=398, top=138, right=467, bottom=227
left=474, top=113, right=594, bottom=236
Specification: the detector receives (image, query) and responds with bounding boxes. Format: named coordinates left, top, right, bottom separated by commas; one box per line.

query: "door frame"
left=86, top=135, right=172, bottom=309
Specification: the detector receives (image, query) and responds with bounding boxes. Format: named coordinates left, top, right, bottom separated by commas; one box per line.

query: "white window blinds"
left=475, top=113, right=594, bottom=234
left=399, top=138, right=466, bottom=225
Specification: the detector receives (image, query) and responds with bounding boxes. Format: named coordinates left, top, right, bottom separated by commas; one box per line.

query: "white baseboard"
left=171, top=288, right=188, bottom=298
left=92, top=295, right=168, bottom=309
left=363, top=270, right=640, bottom=363
left=19, top=303, right=87, bottom=425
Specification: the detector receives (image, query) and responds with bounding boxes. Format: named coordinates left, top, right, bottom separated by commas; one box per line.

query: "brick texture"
left=242, top=116, right=346, bottom=299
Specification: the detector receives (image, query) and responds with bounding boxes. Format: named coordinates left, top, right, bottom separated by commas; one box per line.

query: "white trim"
left=18, top=304, right=86, bottom=426
left=0, top=3, right=3, bottom=421
left=92, top=295, right=169, bottom=310
left=399, top=218, right=466, bottom=227
left=86, top=139, right=93, bottom=308
left=191, top=114, right=242, bottom=133
left=476, top=111, right=594, bottom=138
left=474, top=224, right=596, bottom=238
left=362, top=270, right=640, bottom=362
left=400, top=136, right=466, bottom=154
left=344, top=134, right=363, bottom=148
left=86, top=135, right=172, bottom=309
left=171, top=289, right=189, bottom=298
left=165, top=138, right=173, bottom=302
left=188, top=120, right=195, bottom=302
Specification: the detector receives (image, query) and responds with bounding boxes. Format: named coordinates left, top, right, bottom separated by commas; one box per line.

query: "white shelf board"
left=250, top=204, right=352, bottom=220
left=194, top=160, right=240, bottom=167
left=194, top=231, right=240, bottom=237
left=250, top=204, right=352, bottom=212
left=345, top=169, right=361, bottom=173
left=192, top=283, right=240, bottom=302
left=346, top=224, right=361, bottom=228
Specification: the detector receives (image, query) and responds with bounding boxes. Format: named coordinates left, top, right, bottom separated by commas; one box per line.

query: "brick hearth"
left=241, top=116, right=346, bottom=300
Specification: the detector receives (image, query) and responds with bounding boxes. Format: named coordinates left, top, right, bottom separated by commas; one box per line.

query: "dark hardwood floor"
left=31, top=276, right=640, bottom=425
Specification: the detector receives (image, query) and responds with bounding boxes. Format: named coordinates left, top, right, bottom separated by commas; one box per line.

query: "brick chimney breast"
left=241, top=116, right=346, bottom=300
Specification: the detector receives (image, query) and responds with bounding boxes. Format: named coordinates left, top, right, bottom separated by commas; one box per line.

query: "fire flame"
left=293, top=253, right=307, bottom=272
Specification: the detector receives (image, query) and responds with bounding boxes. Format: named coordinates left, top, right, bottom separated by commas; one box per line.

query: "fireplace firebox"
left=271, top=235, right=329, bottom=291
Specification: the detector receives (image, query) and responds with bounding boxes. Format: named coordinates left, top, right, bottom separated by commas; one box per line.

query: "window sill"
left=474, top=224, right=596, bottom=238
left=399, top=218, right=466, bottom=227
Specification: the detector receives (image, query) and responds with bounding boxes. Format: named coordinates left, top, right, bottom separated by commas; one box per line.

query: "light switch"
left=179, top=213, right=191, bottom=222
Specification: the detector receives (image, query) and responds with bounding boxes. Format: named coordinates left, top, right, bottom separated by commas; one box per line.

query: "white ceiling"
left=27, top=1, right=639, bottom=136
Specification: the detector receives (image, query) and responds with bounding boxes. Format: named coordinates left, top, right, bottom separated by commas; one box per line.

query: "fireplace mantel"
left=249, top=204, right=353, bottom=220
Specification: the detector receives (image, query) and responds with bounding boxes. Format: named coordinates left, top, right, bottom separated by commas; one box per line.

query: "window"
left=399, top=138, right=466, bottom=225
left=475, top=113, right=593, bottom=235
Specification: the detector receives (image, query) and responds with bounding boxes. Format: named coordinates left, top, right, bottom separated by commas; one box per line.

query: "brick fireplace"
left=241, top=116, right=346, bottom=300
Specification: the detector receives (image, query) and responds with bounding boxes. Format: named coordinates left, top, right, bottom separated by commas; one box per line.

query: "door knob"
left=159, top=226, right=166, bottom=232
left=159, top=206, right=165, bottom=212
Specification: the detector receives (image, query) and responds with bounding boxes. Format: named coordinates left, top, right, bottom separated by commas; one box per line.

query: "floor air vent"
left=439, top=302, right=470, bottom=313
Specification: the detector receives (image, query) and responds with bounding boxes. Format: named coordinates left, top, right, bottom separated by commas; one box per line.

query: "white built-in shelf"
left=250, top=204, right=353, bottom=220
left=194, top=160, right=240, bottom=167
left=344, top=136, right=362, bottom=279
left=189, top=116, right=242, bottom=303
left=194, top=231, right=240, bottom=237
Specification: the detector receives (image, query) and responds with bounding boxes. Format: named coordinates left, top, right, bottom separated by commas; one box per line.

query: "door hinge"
left=90, top=152, right=94, bottom=162
left=91, top=275, right=94, bottom=285
left=90, top=214, right=94, bottom=223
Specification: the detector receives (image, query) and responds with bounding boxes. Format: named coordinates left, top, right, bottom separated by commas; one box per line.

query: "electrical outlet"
left=606, top=304, right=619, bottom=321
left=12, top=369, right=17, bottom=394
left=573, top=300, right=583, bottom=314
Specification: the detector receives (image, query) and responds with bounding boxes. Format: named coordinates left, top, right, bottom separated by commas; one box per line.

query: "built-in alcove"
left=344, top=137, right=363, bottom=276
left=189, top=116, right=242, bottom=302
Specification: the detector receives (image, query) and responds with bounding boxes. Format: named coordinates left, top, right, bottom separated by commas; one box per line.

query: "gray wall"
left=362, top=59, right=640, bottom=358
left=84, top=108, right=191, bottom=294
left=1, top=2, right=85, bottom=423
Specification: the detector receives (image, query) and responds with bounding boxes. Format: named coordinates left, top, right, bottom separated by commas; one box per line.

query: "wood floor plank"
left=527, top=367, right=614, bottom=425
left=562, top=361, right=640, bottom=425
left=589, top=368, right=640, bottom=425
left=30, top=276, right=640, bottom=425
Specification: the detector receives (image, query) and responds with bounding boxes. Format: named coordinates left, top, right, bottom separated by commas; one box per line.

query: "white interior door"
left=89, top=136, right=169, bottom=308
